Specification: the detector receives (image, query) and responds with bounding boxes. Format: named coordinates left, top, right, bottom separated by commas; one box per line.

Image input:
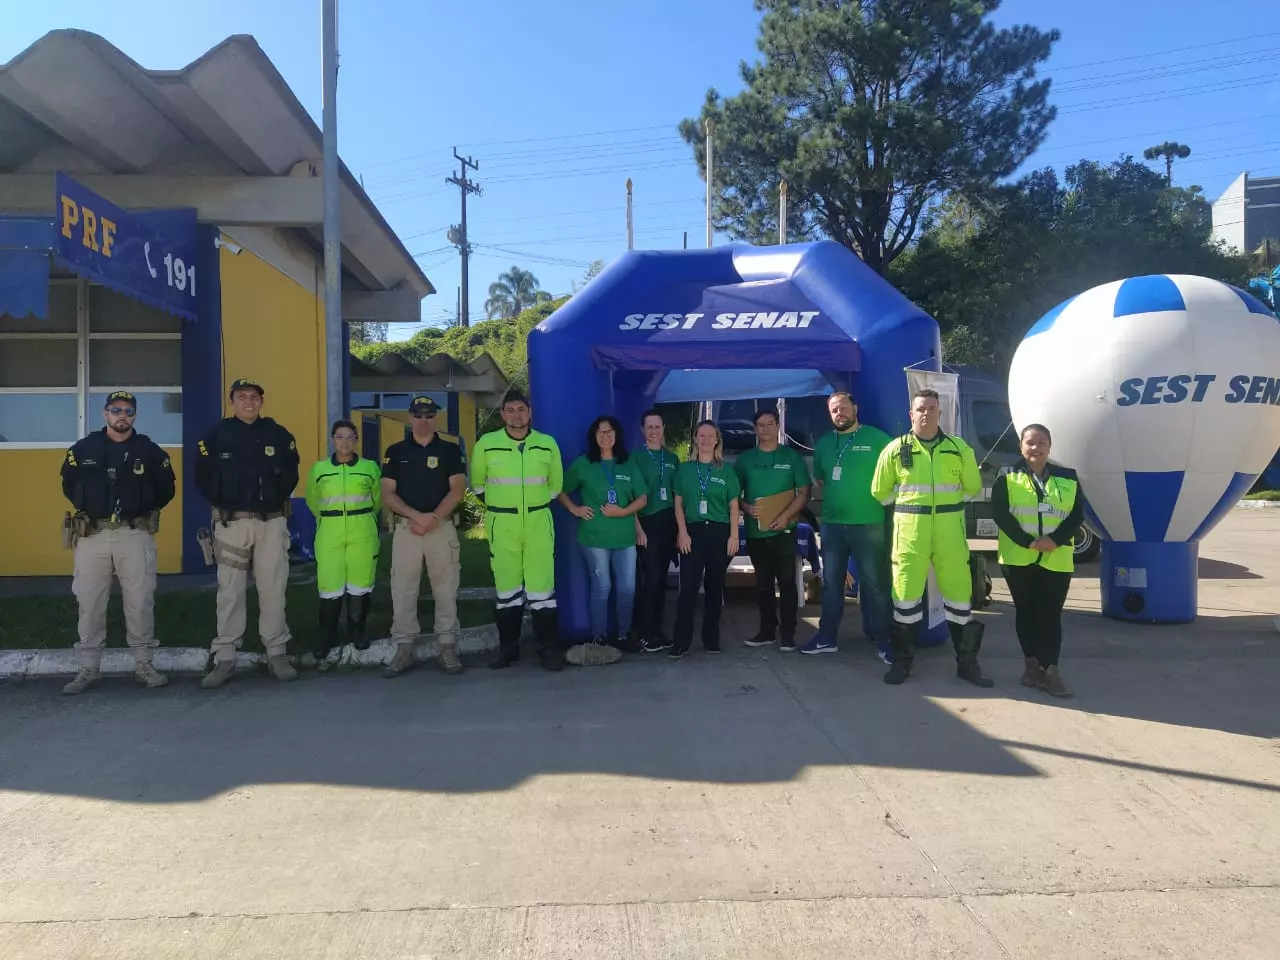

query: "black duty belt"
left=319, top=507, right=373, bottom=517
left=894, top=502, right=966, bottom=515
left=487, top=502, right=551, bottom=515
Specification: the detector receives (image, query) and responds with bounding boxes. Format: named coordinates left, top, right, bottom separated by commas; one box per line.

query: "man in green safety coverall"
left=871, top=388, right=993, bottom=688
left=470, top=391, right=565, bottom=671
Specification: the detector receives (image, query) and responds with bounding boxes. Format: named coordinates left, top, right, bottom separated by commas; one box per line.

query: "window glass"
left=972, top=400, right=1020, bottom=455
left=89, top=340, right=181, bottom=387
left=88, top=286, right=182, bottom=333
left=89, top=391, right=183, bottom=445
left=0, top=283, right=78, bottom=333
left=0, top=340, right=77, bottom=388
left=0, top=393, right=78, bottom=443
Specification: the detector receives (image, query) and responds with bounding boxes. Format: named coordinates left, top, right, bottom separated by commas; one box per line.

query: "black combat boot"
left=883, top=622, right=916, bottom=685
left=349, top=593, right=373, bottom=651
left=314, top=598, right=343, bottom=666
left=488, top=606, right=523, bottom=670
left=532, top=606, right=565, bottom=672
left=952, top=621, right=994, bottom=688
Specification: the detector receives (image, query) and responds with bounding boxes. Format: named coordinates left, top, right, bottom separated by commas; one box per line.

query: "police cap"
left=105, top=391, right=137, bottom=409
left=409, top=396, right=439, bottom=416
left=229, top=378, right=265, bottom=398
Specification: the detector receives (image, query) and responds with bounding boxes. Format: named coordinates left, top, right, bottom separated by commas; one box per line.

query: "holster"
left=197, top=528, right=216, bottom=566
left=132, top=511, right=161, bottom=535
left=61, top=512, right=76, bottom=551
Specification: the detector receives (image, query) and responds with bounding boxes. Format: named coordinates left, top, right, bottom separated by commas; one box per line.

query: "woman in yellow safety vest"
left=991, top=423, right=1086, bottom=697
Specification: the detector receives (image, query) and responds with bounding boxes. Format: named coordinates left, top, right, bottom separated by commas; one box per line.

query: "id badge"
left=607, top=489, right=618, bottom=505
left=698, top=499, right=708, bottom=515
left=831, top=466, right=842, bottom=481
left=1037, top=502, right=1053, bottom=514
left=659, top=488, right=668, bottom=501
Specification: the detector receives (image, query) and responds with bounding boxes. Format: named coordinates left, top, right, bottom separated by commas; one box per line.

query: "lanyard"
left=696, top=461, right=712, bottom=501
left=646, top=447, right=666, bottom=483
left=833, top=427, right=861, bottom=464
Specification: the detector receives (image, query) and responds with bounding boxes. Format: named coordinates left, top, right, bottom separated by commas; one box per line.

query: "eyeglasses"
left=411, top=411, right=436, bottom=420
left=596, top=428, right=616, bottom=436
left=108, top=407, right=136, bottom=417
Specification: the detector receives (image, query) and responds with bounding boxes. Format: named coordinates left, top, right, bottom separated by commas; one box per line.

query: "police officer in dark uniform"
left=380, top=397, right=468, bottom=676
left=195, top=378, right=301, bottom=688
left=60, top=391, right=176, bottom=695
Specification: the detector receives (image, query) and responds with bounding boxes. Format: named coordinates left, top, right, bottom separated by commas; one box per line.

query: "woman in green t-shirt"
left=671, top=420, right=741, bottom=658
left=558, top=415, right=648, bottom=649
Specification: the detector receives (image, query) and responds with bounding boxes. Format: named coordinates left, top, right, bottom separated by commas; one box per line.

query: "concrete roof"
left=0, top=30, right=433, bottom=299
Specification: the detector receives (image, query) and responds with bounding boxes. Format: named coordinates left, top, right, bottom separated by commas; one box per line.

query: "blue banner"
left=54, top=172, right=198, bottom=322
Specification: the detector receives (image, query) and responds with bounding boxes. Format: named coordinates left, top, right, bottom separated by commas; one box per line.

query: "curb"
left=1236, top=499, right=1280, bottom=509
left=0, top=625, right=499, bottom=679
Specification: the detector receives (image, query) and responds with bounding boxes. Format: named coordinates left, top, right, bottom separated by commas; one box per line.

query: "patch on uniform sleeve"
left=162, top=458, right=172, bottom=470
left=197, top=440, right=209, bottom=457
left=66, top=450, right=77, bottom=466
left=289, top=441, right=296, bottom=451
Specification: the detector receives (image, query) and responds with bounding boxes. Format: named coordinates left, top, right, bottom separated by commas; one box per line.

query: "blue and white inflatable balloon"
left=1008, top=274, right=1280, bottom=623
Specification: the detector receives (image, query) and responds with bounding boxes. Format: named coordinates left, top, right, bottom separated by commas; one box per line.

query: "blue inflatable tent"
left=528, top=240, right=942, bottom=639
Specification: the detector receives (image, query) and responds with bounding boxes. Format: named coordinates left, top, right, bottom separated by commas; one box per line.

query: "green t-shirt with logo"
left=563, top=454, right=643, bottom=549
left=734, top=444, right=812, bottom=539
left=632, top=446, right=680, bottom=516
left=813, top=424, right=892, bottom=526
left=673, top=459, right=742, bottom=524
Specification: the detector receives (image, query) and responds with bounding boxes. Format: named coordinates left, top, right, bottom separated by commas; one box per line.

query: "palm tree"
left=1143, top=141, right=1192, bottom=185
left=484, top=267, right=545, bottom=319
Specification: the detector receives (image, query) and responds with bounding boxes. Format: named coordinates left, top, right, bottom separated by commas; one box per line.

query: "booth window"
left=0, top=280, right=183, bottom=447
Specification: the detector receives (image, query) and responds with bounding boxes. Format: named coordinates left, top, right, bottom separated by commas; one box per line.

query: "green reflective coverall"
left=305, top=455, right=382, bottom=598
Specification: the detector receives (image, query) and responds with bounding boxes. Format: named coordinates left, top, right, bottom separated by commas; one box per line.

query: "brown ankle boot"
left=1021, top=657, right=1044, bottom=688
left=1041, top=665, right=1072, bottom=698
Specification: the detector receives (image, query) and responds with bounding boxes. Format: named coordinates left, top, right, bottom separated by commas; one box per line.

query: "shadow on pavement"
left=1197, top=558, right=1262, bottom=580
left=2, top=593, right=1277, bottom=804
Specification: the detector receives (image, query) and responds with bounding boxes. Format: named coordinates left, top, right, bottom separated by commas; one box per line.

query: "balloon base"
left=1100, top=541, right=1198, bottom=624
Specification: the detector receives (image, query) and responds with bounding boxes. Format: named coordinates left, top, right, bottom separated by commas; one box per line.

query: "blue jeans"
left=819, top=522, right=892, bottom=647
left=579, top=544, right=637, bottom=639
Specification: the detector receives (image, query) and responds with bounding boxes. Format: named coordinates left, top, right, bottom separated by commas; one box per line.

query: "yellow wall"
left=3, top=447, right=186, bottom=576
left=457, top=392, right=477, bottom=456
left=219, top=235, right=326, bottom=485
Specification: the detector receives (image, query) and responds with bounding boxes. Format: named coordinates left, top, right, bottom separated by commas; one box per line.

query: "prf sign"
left=54, top=172, right=199, bottom=322
left=60, top=192, right=118, bottom=258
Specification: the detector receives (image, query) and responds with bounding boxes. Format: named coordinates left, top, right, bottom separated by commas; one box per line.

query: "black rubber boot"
left=952, top=621, right=994, bottom=688
left=532, top=606, right=565, bottom=672
left=884, top=622, right=915, bottom=685
left=314, top=598, right=343, bottom=660
left=350, top=593, right=373, bottom=651
left=488, top=606, right=523, bottom=670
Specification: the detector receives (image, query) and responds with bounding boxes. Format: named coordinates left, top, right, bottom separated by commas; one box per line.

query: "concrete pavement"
left=1, top=508, right=1277, bottom=958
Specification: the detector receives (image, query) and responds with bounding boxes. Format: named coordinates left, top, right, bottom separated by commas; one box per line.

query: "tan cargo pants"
left=211, top=515, right=291, bottom=662
left=72, top=527, right=158, bottom=667
left=390, top=517, right=460, bottom=646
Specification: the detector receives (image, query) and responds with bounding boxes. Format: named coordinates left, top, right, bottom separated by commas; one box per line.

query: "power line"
left=1058, top=73, right=1277, bottom=114
left=1050, top=29, right=1280, bottom=72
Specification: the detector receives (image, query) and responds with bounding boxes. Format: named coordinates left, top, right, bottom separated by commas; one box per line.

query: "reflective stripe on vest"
left=997, top=468, right=1078, bottom=573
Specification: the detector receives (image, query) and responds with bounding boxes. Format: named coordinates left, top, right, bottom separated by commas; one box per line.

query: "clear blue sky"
left=4, top=0, right=1278, bottom=337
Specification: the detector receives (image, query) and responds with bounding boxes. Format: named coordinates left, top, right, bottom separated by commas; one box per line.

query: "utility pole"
left=704, top=117, right=715, bottom=249
left=626, top=178, right=634, bottom=251
left=446, top=149, right=481, bottom=328
left=321, top=0, right=343, bottom=429
left=779, top=178, right=788, bottom=245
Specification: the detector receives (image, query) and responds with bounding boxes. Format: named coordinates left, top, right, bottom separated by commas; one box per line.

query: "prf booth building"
left=0, top=31, right=433, bottom=576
